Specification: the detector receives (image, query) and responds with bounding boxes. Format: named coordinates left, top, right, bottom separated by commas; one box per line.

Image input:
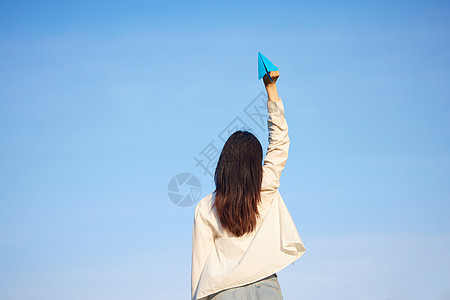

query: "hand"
left=263, top=70, right=280, bottom=88
left=263, top=70, right=280, bottom=101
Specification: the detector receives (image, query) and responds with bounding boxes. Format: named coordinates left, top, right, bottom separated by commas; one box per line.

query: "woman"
left=191, top=69, right=306, bottom=300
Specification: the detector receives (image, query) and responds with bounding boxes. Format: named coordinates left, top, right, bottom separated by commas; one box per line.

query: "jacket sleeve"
left=191, top=202, right=214, bottom=300
left=261, top=99, right=290, bottom=197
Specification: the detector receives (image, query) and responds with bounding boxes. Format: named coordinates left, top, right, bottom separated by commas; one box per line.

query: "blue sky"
left=0, top=1, right=449, bottom=299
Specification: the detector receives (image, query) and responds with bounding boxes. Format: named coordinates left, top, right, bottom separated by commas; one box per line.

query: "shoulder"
left=194, top=192, right=214, bottom=216
left=193, top=193, right=219, bottom=233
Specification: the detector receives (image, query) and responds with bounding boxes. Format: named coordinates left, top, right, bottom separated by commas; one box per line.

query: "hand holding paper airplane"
left=258, top=52, right=280, bottom=101
left=263, top=70, right=279, bottom=87
left=258, top=52, right=279, bottom=82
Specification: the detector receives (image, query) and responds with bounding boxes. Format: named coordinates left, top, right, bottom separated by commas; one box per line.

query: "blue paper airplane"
left=258, top=52, right=278, bottom=81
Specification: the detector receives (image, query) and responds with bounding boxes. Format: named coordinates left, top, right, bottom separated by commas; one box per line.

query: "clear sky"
left=0, top=1, right=449, bottom=299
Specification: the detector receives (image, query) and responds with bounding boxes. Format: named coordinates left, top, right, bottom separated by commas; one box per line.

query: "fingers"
left=269, top=71, right=280, bottom=78
left=263, top=70, right=280, bottom=86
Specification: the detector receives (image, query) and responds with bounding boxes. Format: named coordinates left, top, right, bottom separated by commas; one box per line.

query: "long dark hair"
left=212, top=130, right=263, bottom=237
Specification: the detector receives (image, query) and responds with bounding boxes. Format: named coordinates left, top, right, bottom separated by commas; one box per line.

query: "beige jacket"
left=191, top=99, right=306, bottom=300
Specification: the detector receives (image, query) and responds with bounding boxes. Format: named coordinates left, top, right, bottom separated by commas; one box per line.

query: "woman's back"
left=191, top=70, right=306, bottom=300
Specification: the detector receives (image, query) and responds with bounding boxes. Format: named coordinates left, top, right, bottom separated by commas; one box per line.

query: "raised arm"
left=261, top=70, right=290, bottom=196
